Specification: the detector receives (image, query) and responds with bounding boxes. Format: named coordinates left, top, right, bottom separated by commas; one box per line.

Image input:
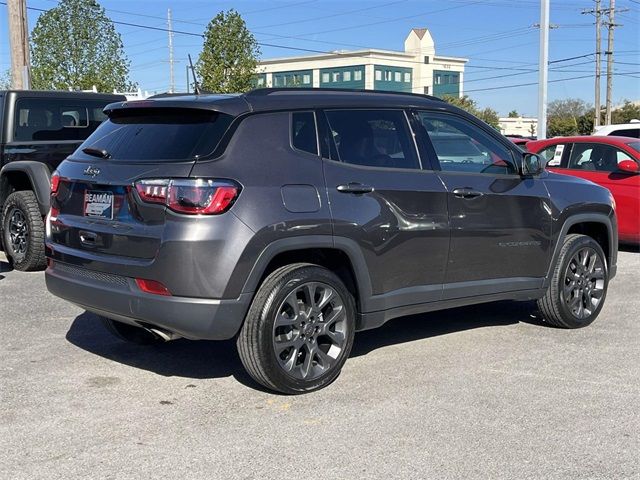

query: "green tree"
left=547, top=117, right=578, bottom=137
left=197, top=10, right=260, bottom=93
left=30, top=0, right=134, bottom=92
left=442, top=95, right=500, bottom=129
left=508, top=110, right=519, bottom=118
left=548, top=98, right=590, bottom=119
left=612, top=100, right=640, bottom=124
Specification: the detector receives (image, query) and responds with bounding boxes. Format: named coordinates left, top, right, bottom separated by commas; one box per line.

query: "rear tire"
left=100, top=316, right=164, bottom=345
left=237, top=263, right=356, bottom=394
left=537, top=234, right=608, bottom=328
left=1, top=191, right=46, bottom=271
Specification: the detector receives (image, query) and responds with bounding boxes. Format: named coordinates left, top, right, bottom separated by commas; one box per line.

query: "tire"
left=237, top=263, right=356, bottom=394
left=537, top=234, right=609, bottom=328
left=1, top=190, right=46, bottom=271
left=100, top=316, right=164, bottom=345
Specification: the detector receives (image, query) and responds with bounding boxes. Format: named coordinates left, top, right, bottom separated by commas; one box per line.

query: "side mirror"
left=618, top=160, right=639, bottom=174
left=521, top=153, right=545, bottom=176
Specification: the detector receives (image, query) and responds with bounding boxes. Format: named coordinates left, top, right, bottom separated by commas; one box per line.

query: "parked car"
left=593, top=120, right=640, bottom=139
left=46, top=88, right=617, bottom=394
left=527, top=135, right=639, bottom=244
left=506, top=135, right=535, bottom=146
left=0, top=90, right=126, bottom=270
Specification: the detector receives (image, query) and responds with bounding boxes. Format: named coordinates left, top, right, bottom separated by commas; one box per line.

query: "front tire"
left=237, top=263, right=356, bottom=394
left=537, top=234, right=608, bottom=328
left=2, top=191, right=46, bottom=271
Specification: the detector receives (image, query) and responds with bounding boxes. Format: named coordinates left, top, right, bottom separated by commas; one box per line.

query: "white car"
left=593, top=120, right=640, bottom=138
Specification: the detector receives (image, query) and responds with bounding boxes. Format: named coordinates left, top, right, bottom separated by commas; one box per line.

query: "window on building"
left=404, top=72, right=411, bottom=83
left=375, top=70, right=382, bottom=81
left=424, top=86, right=430, bottom=95
left=324, top=109, right=420, bottom=169
left=435, top=74, right=442, bottom=85
left=424, top=56, right=430, bottom=64
left=303, top=74, right=311, bottom=84
left=384, top=70, right=392, bottom=81
left=332, top=72, right=340, bottom=82
left=257, top=77, right=265, bottom=86
left=394, top=72, right=401, bottom=82
left=343, top=71, right=351, bottom=82
left=322, top=72, right=330, bottom=83
left=291, top=112, right=318, bottom=155
left=354, top=70, right=362, bottom=81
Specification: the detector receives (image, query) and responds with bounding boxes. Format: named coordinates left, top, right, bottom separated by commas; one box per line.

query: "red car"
left=527, top=136, right=640, bottom=244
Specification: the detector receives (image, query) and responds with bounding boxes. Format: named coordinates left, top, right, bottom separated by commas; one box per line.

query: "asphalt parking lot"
left=1, top=250, right=639, bottom=480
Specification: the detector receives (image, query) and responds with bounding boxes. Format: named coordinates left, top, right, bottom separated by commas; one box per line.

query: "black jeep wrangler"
left=0, top=90, right=125, bottom=271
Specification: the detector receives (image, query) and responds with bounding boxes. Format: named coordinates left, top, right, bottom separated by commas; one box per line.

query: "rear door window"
left=609, top=129, right=640, bottom=138
left=76, top=108, right=233, bottom=162
left=13, top=98, right=110, bottom=142
left=323, top=109, right=420, bottom=169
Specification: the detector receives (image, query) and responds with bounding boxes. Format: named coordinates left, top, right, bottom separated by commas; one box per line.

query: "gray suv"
left=45, top=88, right=618, bottom=394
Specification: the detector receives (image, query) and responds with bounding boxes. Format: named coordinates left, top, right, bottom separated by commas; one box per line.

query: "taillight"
left=50, top=171, right=60, bottom=195
left=134, top=179, right=239, bottom=215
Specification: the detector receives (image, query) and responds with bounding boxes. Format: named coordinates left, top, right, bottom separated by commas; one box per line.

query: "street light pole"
left=537, top=0, right=550, bottom=139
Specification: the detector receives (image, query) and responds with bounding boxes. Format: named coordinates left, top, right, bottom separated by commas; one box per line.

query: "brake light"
left=135, top=278, right=171, bottom=296
left=135, top=179, right=239, bottom=214
left=51, top=172, right=60, bottom=195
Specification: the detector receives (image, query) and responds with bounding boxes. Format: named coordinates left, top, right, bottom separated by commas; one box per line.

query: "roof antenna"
left=188, top=54, right=201, bottom=95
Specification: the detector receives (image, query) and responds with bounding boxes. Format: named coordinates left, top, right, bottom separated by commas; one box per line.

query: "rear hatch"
left=50, top=107, right=234, bottom=260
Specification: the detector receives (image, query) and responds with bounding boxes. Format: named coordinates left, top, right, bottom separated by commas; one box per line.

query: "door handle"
left=336, top=183, right=374, bottom=194
left=452, top=187, right=484, bottom=199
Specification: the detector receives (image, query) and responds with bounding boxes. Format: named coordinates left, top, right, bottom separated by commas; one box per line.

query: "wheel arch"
left=544, top=213, right=617, bottom=288
left=240, top=235, right=373, bottom=315
left=0, top=161, right=51, bottom=215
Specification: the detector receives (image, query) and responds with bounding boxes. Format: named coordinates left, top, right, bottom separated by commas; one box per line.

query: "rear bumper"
left=45, top=261, right=252, bottom=340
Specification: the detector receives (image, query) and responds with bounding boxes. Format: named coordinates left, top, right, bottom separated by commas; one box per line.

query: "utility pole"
left=583, top=0, right=603, bottom=128
left=605, top=0, right=616, bottom=125
left=168, top=8, right=175, bottom=93
left=537, top=0, right=550, bottom=140
left=7, top=0, right=31, bottom=89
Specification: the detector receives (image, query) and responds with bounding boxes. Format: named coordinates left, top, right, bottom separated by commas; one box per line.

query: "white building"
left=498, top=116, right=538, bottom=137
left=256, top=28, right=467, bottom=97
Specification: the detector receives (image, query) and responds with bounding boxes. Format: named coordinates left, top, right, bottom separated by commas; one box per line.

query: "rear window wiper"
left=82, top=147, right=111, bottom=159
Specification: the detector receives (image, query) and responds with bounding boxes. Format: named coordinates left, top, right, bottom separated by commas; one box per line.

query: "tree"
left=30, top=0, right=134, bottom=92
left=442, top=95, right=500, bottom=129
left=508, top=110, right=519, bottom=118
left=612, top=100, right=640, bottom=124
left=0, top=70, right=10, bottom=89
left=197, top=10, right=260, bottom=93
left=548, top=117, right=578, bottom=137
left=547, top=98, right=591, bottom=119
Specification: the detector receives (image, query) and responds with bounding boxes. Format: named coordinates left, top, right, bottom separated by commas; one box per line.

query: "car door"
left=414, top=110, right=552, bottom=299
left=319, top=108, right=449, bottom=313
left=562, top=141, right=640, bottom=241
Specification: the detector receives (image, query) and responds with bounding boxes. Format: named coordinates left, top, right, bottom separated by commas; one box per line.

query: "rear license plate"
left=84, top=190, right=114, bottom=219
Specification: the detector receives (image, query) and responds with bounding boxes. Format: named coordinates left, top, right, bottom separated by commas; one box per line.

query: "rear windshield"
left=627, top=141, right=640, bottom=153
left=75, top=108, right=233, bottom=162
left=13, top=97, right=111, bottom=142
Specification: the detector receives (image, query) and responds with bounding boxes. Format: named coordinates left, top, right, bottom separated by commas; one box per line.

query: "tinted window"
left=76, top=108, right=233, bottom=162
left=13, top=98, right=110, bottom=142
left=418, top=111, right=516, bottom=174
left=291, top=111, right=318, bottom=155
left=627, top=141, right=640, bottom=153
left=610, top=128, right=640, bottom=138
left=567, top=143, right=631, bottom=172
left=324, top=110, right=419, bottom=169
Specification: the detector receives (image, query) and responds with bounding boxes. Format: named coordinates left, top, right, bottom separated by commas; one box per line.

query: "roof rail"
left=245, top=87, right=444, bottom=102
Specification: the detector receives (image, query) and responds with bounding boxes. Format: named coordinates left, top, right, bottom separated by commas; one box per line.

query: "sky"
left=1, top=0, right=639, bottom=116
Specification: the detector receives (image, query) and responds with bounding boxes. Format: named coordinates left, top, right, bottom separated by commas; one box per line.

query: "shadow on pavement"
left=66, top=300, right=542, bottom=388
left=619, top=243, right=639, bottom=253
